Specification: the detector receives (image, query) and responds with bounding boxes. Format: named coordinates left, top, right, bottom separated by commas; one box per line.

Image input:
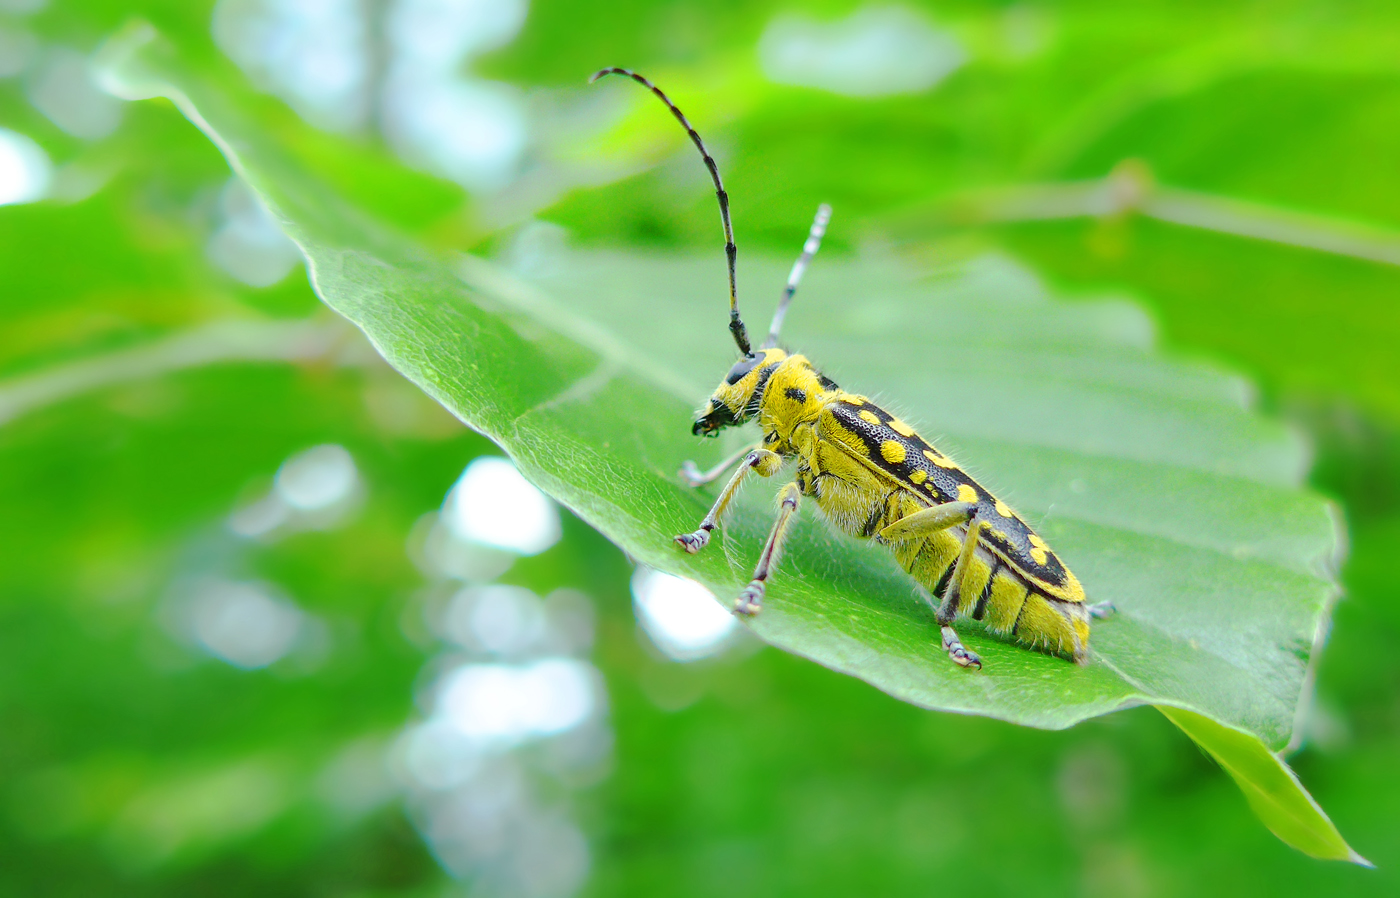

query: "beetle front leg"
left=680, top=442, right=760, bottom=487
left=675, top=448, right=782, bottom=553
left=734, top=481, right=801, bottom=616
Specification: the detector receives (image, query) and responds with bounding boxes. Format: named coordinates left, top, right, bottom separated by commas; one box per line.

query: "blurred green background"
left=2, top=0, right=1398, bottom=895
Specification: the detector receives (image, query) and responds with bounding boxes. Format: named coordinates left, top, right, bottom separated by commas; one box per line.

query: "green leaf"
left=98, top=23, right=1360, bottom=861
left=1159, top=706, right=1372, bottom=866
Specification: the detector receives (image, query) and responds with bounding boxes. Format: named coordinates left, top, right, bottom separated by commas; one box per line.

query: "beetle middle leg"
left=734, top=481, right=801, bottom=616
left=675, top=448, right=782, bottom=553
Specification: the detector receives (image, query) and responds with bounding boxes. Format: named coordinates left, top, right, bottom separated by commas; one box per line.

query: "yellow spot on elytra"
left=880, top=440, right=906, bottom=464
left=995, top=499, right=1013, bottom=518
left=925, top=449, right=959, bottom=469
left=845, top=397, right=864, bottom=406
left=1029, top=533, right=1049, bottom=550
left=859, top=410, right=881, bottom=426
left=889, top=418, right=915, bottom=437
left=1031, top=547, right=1049, bottom=565
left=957, top=484, right=978, bottom=504
left=909, top=469, right=927, bottom=484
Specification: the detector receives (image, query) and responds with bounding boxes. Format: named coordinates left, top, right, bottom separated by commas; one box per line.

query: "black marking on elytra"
left=785, top=386, right=807, bottom=403
left=828, top=397, right=1069, bottom=587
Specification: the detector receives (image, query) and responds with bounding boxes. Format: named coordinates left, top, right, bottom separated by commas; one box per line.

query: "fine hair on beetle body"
left=591, top=67, right=1112, bottom=670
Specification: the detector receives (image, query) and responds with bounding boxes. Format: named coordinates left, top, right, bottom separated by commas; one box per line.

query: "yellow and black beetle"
left=592, top=68, right=1111, bottom=669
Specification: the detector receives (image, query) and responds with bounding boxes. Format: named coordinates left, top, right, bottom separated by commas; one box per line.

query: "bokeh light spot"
left=0, top=127, right=50, bottom=205
left=442, top=584, right=548, bottom=656
left=205, top=176, right=303, bottom=287
left=26, top=46, right=124, bottom=138
left=437, top=659, right=595, bottom=746
left=759, top=5, right=967, bottom=97
left=275, top=443, right=358, bottom=511
left=381, top=0, right=528, bottom=191
left=442, top=457, right=560, bottom=555
left=212, top=0, right=369, bottom=132
left=631, top=567, right=737, bottom=662
left=186, top=580, right=305, bottom=669
left=0, top=23, right=38, bottom=78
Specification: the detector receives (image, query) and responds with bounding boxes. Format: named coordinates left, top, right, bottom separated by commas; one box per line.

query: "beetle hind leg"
left=940, top=626, right=981, bottom=669
left=929, top=511, right=989, bottom=670
left=914, top=580, right=981, bottom=671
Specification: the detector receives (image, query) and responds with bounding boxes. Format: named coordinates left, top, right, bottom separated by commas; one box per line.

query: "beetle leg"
left=679, top=441, right=761, bottom=487
left=931, top=511, right=986, bottom=669
left=734, top=481, right=801, bottom=616
left=675, top=449, right=782, bottom=553
left=876, top=500, right=976, bottom=542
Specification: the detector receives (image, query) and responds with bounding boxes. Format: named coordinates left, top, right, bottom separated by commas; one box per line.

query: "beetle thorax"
left=756, top=355, right=828, bottom=440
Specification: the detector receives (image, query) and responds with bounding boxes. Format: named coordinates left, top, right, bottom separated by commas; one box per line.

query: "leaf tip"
left=1346, top=847, right=1375, bottom=869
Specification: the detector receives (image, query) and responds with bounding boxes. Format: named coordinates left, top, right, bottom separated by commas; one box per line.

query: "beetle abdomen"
left=800, top=392, right=1091, bottom=660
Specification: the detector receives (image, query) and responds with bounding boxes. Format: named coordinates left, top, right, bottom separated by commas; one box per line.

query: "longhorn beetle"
left=590, top=68, right=1111, bottom=668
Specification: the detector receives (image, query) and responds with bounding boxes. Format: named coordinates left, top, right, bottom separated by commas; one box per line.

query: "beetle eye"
left=724, top=352, right=761, bottom=385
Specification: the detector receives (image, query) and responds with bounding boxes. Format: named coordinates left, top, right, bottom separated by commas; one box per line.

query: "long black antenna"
left=590, top=67, right=751, bottom=355
left=763, top=203, right=831, bottom=348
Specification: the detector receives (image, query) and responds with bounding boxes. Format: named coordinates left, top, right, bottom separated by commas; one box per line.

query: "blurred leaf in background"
left=2, top=0, right=1398, bottom=896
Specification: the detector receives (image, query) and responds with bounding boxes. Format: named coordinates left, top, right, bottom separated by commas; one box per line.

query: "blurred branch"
left=0, top=318, right=347, bottom=427
left=900, top=160, right=1400, bottom=267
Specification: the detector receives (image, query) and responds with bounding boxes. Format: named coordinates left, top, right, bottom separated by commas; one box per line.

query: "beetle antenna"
left=590, top=67, right=751, bottom=355
left=763, top=203, right=831, bottom=348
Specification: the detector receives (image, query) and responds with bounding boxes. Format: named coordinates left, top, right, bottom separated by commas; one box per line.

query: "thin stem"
left=0, top=318, right=343, bottom=427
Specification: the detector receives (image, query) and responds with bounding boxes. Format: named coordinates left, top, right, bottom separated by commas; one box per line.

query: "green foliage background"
left=3, top=1, right=1399, bottom=895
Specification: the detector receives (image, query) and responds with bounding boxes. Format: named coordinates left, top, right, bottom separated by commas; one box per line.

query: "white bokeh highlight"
left=26, top=46, right=124, bottom=138
left=228, top=444, right=361, bottom=538
left=184, top=579, right=306, bottom=669
left=442, top=584, right=547, bottom=656
left=631, top=567, right=737, bottom=662
left=212, top=0, right=370, bottom=132
left=443, top=457, right=561, bottom=556
left=213, top=0, right=530, bottom=193
left=206, top=176, right=303, bottom=287
left=381, top=0, right=529, bottom=191
left=0, top=24, right=38, bottom=78
left=760, top=5, right=967, bottom=97
left=437, top=659, right=596, bottom=747
left=0, top=127, right=49, bottom=205
left=275, top=443, right=357, bottom=510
